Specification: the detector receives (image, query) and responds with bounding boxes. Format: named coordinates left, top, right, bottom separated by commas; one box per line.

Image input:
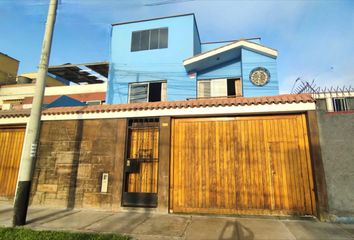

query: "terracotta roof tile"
left=0, top=109, right=31, bottom=118
left=42, top=94, right=314, bottom=116
left=0, top=94, right=313, bottom=118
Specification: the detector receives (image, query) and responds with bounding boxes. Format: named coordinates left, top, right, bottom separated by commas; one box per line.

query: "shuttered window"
left=130, top=83, right=149, bottom=103
left=129, top=81, right=166, bottom=103
left=198, top=78, right=243, bottom=98
left=198, top=81, right=211, bottom=98
left=131, top=28, right=168, bottom=52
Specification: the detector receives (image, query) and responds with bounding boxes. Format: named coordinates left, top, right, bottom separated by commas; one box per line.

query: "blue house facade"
left=107, top=14, right=279, bottom=104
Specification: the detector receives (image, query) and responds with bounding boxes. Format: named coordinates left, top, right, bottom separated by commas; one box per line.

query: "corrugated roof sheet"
left=0, top=94, right=314, bottom=118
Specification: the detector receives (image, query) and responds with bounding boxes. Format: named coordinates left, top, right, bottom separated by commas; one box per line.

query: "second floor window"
left=198, top=78, right=242, bottom=98
left=131, top=28, right=168, bottom=52
left=129, top=81, right=166, bottom=103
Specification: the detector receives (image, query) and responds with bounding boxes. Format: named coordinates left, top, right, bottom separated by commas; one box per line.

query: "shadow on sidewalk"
left=26, top=209, right=77, bottom=225
left=219, top=221, right=254, bottom=240
left=0, top=208, right=13, bottom=215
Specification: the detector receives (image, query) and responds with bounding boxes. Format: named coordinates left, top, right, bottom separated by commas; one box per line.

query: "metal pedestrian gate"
left=122, top=118, right=159, bottom=207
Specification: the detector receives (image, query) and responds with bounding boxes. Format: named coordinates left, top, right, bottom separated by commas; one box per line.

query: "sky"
left=0, top=0, right=354, bottom=93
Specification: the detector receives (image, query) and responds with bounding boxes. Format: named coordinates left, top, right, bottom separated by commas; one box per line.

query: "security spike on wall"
left=291, top=79, right=354, bottom=95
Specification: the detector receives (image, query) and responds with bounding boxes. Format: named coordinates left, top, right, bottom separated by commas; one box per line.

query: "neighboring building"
left=0, top=62, right=108, bottom=202
left=18, top=72, right=69, bottom=86
left=0, top=83, right=107, bottom=110
left=0, top=62, right=109, bottom=111
left=313, top=91, right=354, bottom=112
left=107, top=14, right=278, bottom=104
left=292, top=79, right=354, bottom=113
left=0, top=52, right=19, bottom=85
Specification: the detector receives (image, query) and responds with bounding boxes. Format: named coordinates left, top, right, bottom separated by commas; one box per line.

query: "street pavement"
left=1, top=203, right=353, bottom=240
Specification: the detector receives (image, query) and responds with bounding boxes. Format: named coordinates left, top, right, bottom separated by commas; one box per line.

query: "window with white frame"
left=86, top=100, right=102, bottom=106
left=128, top=81, right=166, bottom=103
left=131, top=28, right=168, bottom=52
left=198, top=80, right=211, bottom=98
left=197, top=78, right=242, bottom=98
left=332, top=98, right=348, bottom=112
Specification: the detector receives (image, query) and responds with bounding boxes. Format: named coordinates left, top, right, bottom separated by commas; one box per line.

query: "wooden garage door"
left=170, top=114, right=316, bottom=216
left=0, top=127, right=25, bottom=199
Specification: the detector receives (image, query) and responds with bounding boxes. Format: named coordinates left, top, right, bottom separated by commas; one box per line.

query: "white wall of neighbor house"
left=0, top=83, right=106, bottom=99
left=0, top=117, right=28, bottom=125
left=0, top=83, right=107, bottom=107
left=313, top=92, right=354, bottom=112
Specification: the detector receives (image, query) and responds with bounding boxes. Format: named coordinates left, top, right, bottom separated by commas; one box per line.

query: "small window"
left=198, top=78, right=242, bottom=98
left=198, top=81, right=211, bottom=98
left=150, top=29, right=159, bottom=49
left=332, top=98, right=348, bottom=112
left=129, top=81, right=166, bottom=103
left=131, top=28, right=168, bottom=52
left=159, top=28, right=168, bottom=48
left=227, top=78, right=242, bottom=97
left=140, top=30, right=150, bottom=51
left=130, top=83, right=149, bottom=103
left=86, top=100, right=102, bottom=106
left=131, top=31, right=141, bottom=52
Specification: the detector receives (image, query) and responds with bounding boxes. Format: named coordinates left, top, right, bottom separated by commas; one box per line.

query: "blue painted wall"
left=107, top=14, right=197, bottom=104
left=241, top=48, right=278, bottom=97
left=107, top=14, right=278, bottom=103
left=197, top=37, right=278, bottom=97
left=193, top=20, right=201, bottom=56
left=197, top=59, right=242, bottom=80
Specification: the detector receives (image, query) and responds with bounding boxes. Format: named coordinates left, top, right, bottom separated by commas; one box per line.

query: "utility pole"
left=13, top=0, right=58, bottom=226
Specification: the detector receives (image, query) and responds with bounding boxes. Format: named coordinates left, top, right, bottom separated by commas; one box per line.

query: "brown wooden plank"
left=264, top=119, right=274, bottom=211
left=235, top=79, right=242, bottom=97
left=303, top=113, right=320, bottom=216
left=171, top=115, right=315, bottom=216
left=0, top=127, right=25, bottom=199
left=281, top=120, right=290, bottom=210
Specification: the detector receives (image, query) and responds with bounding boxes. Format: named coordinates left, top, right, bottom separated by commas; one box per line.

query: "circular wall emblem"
left=249, top=67, right=270, bottom=86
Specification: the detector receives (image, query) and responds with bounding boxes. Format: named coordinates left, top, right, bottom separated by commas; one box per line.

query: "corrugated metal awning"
left=48, top=62, right=109, bottom=84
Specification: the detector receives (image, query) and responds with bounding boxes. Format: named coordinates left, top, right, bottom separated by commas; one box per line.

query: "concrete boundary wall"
left=30, top=119, right=126, bottom=210
left=316, top=100, right=354, bottom=222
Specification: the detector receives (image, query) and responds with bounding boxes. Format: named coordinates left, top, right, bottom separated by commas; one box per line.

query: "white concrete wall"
left=313, top=92, right=354, bottom=112
left=0, top=101, right=316, bottom=125
left=0, top=83, right=107, bottom=105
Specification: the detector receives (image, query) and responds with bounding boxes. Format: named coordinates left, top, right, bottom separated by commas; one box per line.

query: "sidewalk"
left=1, top=203, right=353, bottom=240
